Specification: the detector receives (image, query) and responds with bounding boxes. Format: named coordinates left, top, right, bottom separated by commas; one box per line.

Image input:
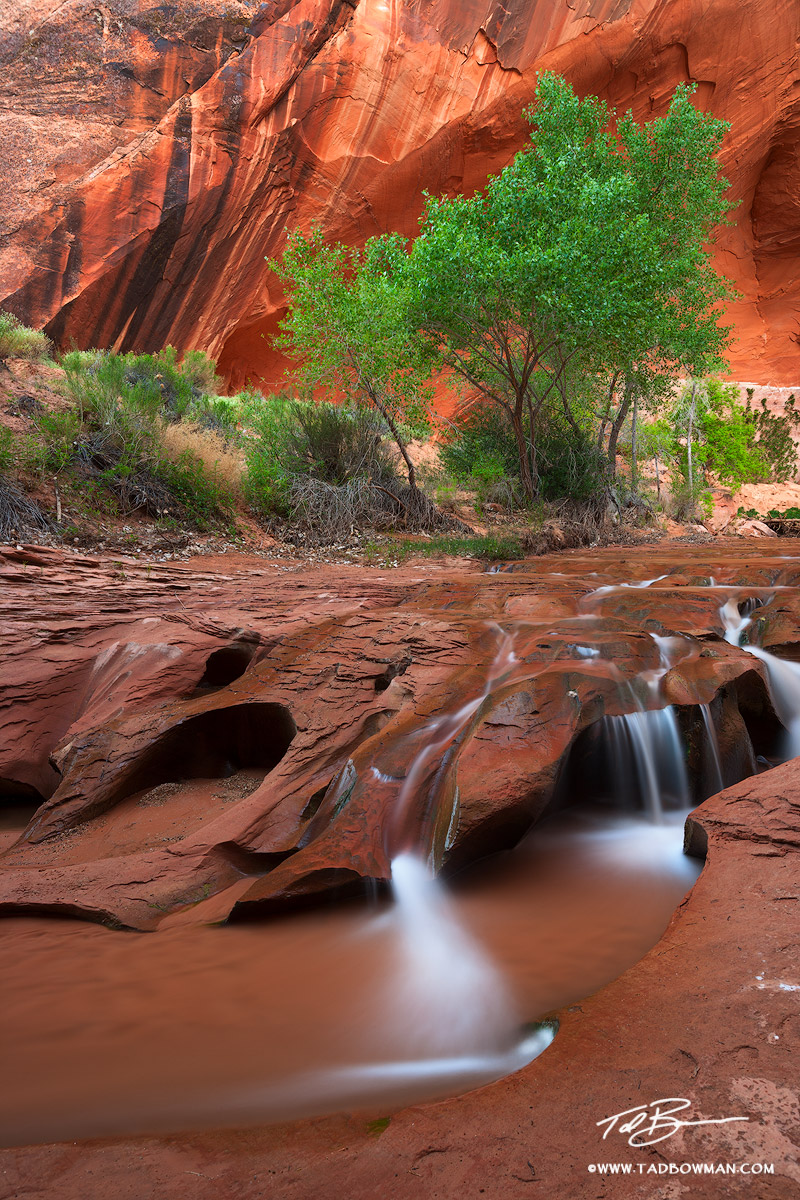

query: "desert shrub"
left=61, top=346, right=220, bottom=424
left=157, top=448, right=232, bottom=527
left=667, top=478, right=713, bottom=522
left=241, top=393, right=296, bottom=516
left=535, top=411, right=608, bottom=503
left=440, top=400, right=606, bottom=506
left=159, top=422, right=242, bottom=513
left=0, top=426, right=15, bottom=475
left=289, top=401, right=397, bottom=486
left=440, top=406, right=518, bottom=488
left=243, top=396, right=399, bottom=520
left=177, top=349, right=221, bottom=394
left=0, top=312, right=50, bottom=364
left=287, top=473, right=463, bottom=542
left=189, top=395, right=241, bottom=438
left=160, top=422, right=241, bottom=494
left=53, top=347, right=235, bottom=526
left=33, top=410, right=82, bottom=475
left=0, top=476, right=50, bottom=540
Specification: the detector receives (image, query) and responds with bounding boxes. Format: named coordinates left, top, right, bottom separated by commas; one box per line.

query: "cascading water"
left=601, top=629, right=690, bottom=820
left=603, top=709, right=689, bottom=820
left=387, top=625, right=517, bottom=859
left=388, top=854, right=518, bottom=1056
left=720, top=596, right=800, bottom=757
left=699, top=704, right=725, bottom=793
left=377, top=627, right=554, bottom=1089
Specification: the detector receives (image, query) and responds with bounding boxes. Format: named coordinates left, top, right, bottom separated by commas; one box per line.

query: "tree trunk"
left=597, top=372, right=619, bottom=453
left=364, top=383, right=417, bottom=491
left=525, top=395, right=539, bottom=497
left=512, top=407, right=534, bottom=502
left=607, top=378, right=634, bottom=477
left=687, top=381, right=697, bottom=494
left=630, top=394, right=638, bottom=492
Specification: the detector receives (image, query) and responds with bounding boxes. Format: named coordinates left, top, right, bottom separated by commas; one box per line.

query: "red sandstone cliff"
left=0, top=0, right=798, bottom=388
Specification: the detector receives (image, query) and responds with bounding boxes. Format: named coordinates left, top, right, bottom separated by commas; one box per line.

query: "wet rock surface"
left=2, top=540, right=800, bottom=929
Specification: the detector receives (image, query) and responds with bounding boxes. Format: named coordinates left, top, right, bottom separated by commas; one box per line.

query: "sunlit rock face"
left=0, top=0, right=798, bottom=387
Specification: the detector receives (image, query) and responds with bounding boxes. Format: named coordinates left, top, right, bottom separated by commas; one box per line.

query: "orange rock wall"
left=0, top=0, right=798, bottom=388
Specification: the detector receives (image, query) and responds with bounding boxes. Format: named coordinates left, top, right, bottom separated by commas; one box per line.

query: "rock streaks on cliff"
left=0, top=0, right=798, bottom=387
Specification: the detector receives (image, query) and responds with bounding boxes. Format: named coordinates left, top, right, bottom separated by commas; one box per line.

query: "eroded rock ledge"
left=2, top=625, right=799, bottom=1195
left=1, top=540, right=800, bottom=930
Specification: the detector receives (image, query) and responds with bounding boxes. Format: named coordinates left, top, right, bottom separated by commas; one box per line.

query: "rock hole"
left=0, top=778, right=47, bottom=847
left=301, top=781, right=333, bottom=820
left=110, top=702, right=296, bottom=804
left=374, top=656, right=411, bottom=693
left=197, top=642, right=257, bottom=690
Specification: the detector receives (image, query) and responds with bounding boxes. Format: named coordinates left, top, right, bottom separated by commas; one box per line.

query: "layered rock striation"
left=0, top=0, right=798, bottom=387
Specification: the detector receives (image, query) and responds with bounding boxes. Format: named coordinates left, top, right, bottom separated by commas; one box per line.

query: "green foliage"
left=440, top=397, right=607, bottom=506
left=669, top=477, right=713, bottom=521
left=241, top=393, right=298, bottom=516
left=35, top=348, right=235, bottom=528
left=440, top=407, right=518, bottom=484
left=275, top=227, right=435, bottom=486
left=744, top=391, right=800, bottom=483
left=0, top=426, right=15, bottom=475
left=403, top=74, right=733, bottom=500
left=177, top=349, right=221, bottom=394
left=32, top=410, right=82, bottom=475
left=0, top=312, right=50, bottom=363
left=158, top=448, right=232, bottom=526
left=242, top=391, right=399, bottom=518
left=668, top=377, right=797, bottom=495
left=61, top=346, right=209, bottom=424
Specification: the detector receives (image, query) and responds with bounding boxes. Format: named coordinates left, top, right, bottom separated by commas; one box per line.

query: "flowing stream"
left=720, top=595, right=800, bottom=756
left=11, top=574, right=795, bottom=1148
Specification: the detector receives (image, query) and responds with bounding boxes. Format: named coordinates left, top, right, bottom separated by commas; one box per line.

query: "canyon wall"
left=0, top=0, right=798, bottom=389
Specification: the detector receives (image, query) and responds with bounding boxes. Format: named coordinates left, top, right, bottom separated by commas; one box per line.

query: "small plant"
left=0, top=312, right=50, bottom=366
left=0, top=476, right=49, bottom=540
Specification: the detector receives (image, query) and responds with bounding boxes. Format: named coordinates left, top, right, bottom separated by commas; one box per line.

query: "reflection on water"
left=0, top=805, right=700, bottom=1147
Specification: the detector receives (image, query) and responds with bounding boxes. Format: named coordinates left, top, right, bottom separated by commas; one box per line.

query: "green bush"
left=243, top=395, right=397, bottom=517
left=0, top=426, right=15, bottom=475
left=34, top=410, right=81, bottom=475
left=0, top=312, right=50, bottom=363
left=440, top=400, right=607, bottom=506
left=54, top=348, right=236, bottom=528
left=158, top=447, right=232, bottom=527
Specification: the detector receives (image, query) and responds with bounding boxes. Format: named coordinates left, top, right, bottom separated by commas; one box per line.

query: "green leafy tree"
left=274, top=228, right=435, bottom=492
left=671, top=377, right=797, bottom=494
left=406, top=74, right=734, bottom=501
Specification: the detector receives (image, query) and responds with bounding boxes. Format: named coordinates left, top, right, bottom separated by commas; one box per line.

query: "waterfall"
left=604, top=708, right=689, bottom=821
left=377, top=627, right=554, bottom=1086
left=699, top=704, right=724, bottom=794
left=720, top=596, right=800, bottom=758
left=388, top=854, right=518, bottom=1056
left=387, top=626, right=516, bottom=859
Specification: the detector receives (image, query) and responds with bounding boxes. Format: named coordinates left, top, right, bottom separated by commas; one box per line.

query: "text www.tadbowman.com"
left=587, top=1163, right=775, bottom=1176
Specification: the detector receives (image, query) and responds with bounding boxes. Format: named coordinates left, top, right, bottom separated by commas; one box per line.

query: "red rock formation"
left=0, top=0, right=798, bottom=388
left=2, top=753, right=799, bottom=1195
left=1, top=540, right=798, bottom=929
